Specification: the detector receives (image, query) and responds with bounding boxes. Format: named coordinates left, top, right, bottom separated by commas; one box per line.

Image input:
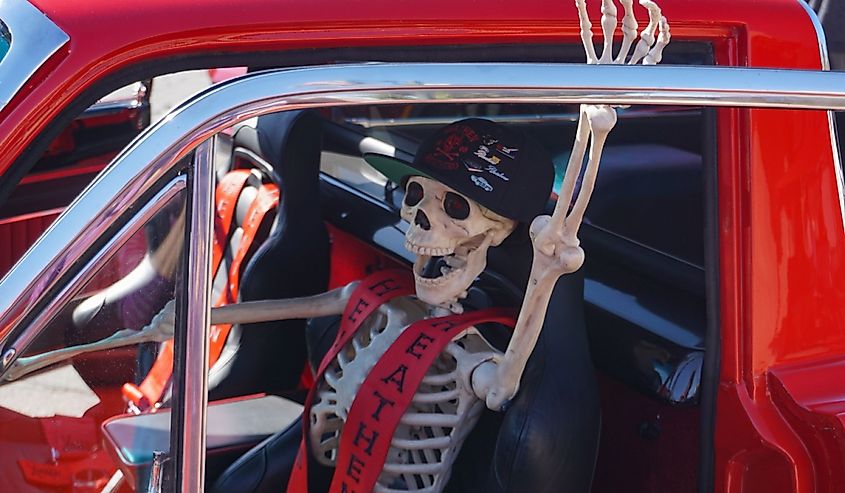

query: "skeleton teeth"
left=404, top=240, right=453, bottom=258
left=417, top=265, right=462, bottom=285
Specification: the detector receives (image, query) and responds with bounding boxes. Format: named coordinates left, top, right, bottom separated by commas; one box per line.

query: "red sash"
left=286, top=270, right=517, bottom=492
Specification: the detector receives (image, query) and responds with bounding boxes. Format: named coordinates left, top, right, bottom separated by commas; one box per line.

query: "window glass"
left=0, top=186, right=186, bottom=492
left=292, top=102, right=712, bottom=491
left=322, top=103, right=706, bottom=266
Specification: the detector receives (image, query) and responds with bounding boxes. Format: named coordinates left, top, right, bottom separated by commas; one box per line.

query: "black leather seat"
left=211, top=224, right=601, bottom=492
left=207, top=110, right=330, bottom=400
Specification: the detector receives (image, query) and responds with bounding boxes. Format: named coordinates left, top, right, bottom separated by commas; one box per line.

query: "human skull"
left=400, top=176, right=516, bottom=309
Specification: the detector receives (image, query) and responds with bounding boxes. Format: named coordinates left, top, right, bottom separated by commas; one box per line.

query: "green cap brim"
left=363, top=153, right=432, bottom=185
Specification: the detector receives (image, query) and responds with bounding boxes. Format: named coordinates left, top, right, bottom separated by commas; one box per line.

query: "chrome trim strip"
left=179, top=139, right=213, bottom=493
left=799, top=0, right=845, bottom=232
left=825, top=111, right=844, bottom=234
left=8, top=62, right=845, bottom=346
left=0, top=0, right=70, bottom=111
left=0, top=177, right=186, bottom=375
left=798, top=0, right=830, bottom=71
left=345, top=107, right=699, bottom=127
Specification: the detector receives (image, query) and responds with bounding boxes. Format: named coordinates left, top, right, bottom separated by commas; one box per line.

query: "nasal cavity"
left=415, top=210, right=431, bottom=231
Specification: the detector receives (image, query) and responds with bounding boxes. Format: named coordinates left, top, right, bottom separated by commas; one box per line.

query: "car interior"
left=0, top=43, right=717, bottom=493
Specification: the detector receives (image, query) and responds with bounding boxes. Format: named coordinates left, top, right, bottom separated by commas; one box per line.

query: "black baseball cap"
left=364, top=118, right=555, bottom=223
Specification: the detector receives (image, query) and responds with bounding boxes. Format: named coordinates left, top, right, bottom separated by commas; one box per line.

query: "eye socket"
left=443, top=192, right=470, bottom=220
left=404, top=181, right=424, bottom=207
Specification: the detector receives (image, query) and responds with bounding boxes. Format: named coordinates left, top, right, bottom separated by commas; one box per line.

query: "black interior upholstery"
left=207, top=110, right=330, bottom=401
left=451, top=233, right=601, bottom=493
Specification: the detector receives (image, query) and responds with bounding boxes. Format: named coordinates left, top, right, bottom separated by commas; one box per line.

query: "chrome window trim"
left=1, top=62, right=845, bottom=491
left=6, top=62, right=845, bottom=345
left=0, top=175, right=186, bottom=378
left=343, top=107, right=700, bottom=128
left=0, top=0, right=69, bottom=111
left=798, top=0, right=845, bottom=234
left=178, top=139, right=213, bottom=492
left=798, top=0, right=830, bottom=71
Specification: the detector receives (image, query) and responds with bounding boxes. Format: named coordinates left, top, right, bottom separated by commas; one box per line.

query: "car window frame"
left=0, top=0, right=69, bottom=113
left=1, top=62, right=844, bottom=492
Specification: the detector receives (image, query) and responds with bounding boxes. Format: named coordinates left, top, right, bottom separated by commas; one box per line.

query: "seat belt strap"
left=123, top=169, right=257, bottom=410
left=208, top=183, right=279, bottom=367
left=212, top=170, right=254, bottom=280
left=286, top=269, right=416, bottom=492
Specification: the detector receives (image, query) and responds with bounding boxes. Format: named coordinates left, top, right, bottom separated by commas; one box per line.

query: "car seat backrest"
left=207, top=110, right=330, bottom=400
left=447, top=231, right=602, bottom=492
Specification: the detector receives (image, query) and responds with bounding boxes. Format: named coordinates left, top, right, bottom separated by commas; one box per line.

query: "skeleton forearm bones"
left=481, top=0, right=670, bottom=412
left=3, top=284, right=358, bottom=382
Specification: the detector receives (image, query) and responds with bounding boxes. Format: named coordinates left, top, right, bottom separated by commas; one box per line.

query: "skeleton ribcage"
left=309, top=297, right=494, bottom=493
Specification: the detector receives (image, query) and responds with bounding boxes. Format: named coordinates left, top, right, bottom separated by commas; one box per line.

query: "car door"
left=0, top=141, right=202, bottom=491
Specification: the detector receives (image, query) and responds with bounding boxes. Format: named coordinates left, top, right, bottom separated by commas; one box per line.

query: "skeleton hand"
left=531, top=0, right=670, bottom=272
left=578, top=0, right=670, bottom=66
left=3, top=300, right=176, bottom=382
left=482, top=0, right=670, bottom=412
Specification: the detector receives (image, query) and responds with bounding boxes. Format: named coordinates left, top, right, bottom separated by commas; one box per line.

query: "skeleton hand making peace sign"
left=484, top=0, right=670, bottom=411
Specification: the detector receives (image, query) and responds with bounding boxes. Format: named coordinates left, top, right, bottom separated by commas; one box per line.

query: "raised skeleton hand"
left=531, top=0, right=670, bottom=274
left=481, top=0, right=670, bottom=411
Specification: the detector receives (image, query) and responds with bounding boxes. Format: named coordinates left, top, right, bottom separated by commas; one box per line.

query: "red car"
left=0, top=0, right=843, bottom=492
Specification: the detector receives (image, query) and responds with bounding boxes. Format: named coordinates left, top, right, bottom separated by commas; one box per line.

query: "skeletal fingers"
left=628, top=0, right=667, bottom=65
left=598, top=0, right=618, bottom=64
left=643, top=14, right=670, bottom=65
left=614, top=0, right=637, bottom=63
left=576, top=0, right=669, bottom=66
left=575, top=0, right=598, bottom=63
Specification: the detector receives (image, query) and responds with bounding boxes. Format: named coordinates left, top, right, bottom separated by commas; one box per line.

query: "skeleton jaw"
left=407, top=234, right=491, bottom=311
left=399, top=176, right=516, bottom=312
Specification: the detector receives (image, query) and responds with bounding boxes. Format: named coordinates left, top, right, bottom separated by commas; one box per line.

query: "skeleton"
left=4, top=1, right=669, bottom=490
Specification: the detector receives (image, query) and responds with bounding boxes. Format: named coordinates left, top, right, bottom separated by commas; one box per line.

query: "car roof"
left=0, top=0, right=824, bottom=178
left=27, top=0, right=825, bottom=81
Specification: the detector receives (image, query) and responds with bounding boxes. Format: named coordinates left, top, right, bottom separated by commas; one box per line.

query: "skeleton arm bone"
left=476, top=0, right=670, bottom=411
left=4, top=330, right=159, bottom=381
left=478, top=106, right=616, bottom=411
left=210, top=282, right=358, bottom=325
left=3, top=283, right=358, bottom=382
left=4, top=300, right=177, bottom=381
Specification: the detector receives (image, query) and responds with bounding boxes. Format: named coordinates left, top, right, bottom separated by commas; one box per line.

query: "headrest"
left=255, top=111, right=323, bottom=209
